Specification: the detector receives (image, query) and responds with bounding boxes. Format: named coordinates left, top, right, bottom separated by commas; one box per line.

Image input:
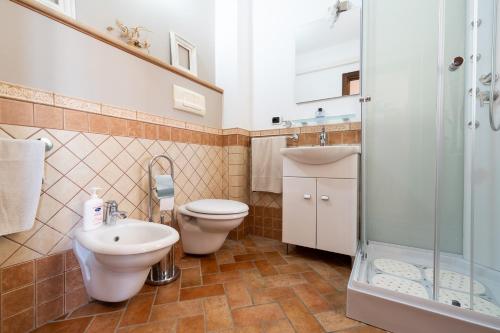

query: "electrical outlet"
left=272, top=116, right=281, bottom=124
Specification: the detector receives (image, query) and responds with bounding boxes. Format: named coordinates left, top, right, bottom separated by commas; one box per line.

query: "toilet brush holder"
left=146, top=214, right=180, bottom=285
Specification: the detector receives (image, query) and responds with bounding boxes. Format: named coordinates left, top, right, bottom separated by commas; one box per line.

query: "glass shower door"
left=469, top=0, right=500, bottom=317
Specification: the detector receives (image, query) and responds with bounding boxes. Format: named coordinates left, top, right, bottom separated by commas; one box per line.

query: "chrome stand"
left=145, top=154, right=180, bottom=286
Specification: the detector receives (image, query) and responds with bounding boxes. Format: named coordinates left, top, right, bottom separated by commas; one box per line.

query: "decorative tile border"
left=54, top=94, right=101, bottom=114
left=0, top=81, right=54, bottom=105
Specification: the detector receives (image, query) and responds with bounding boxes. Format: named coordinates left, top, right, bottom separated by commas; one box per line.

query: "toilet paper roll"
left=155, top=175, right=174, bottom=198
left=160, top=197, right=174, bottom=211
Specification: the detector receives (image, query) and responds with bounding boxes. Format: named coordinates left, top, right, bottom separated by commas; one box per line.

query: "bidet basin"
left=280, top=145, right=361, bottom=165
left=75, top=218, right=179, bottom=255
left=73, top=219, right=179, bottom=302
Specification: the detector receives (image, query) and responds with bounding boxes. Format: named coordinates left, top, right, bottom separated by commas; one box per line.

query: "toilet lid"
left=186, top=199, right=249, bottom=215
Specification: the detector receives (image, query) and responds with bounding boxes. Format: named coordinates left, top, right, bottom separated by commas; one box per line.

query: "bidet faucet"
left=103, top=200, right=128, bottom=225
left=319, top=127, right=328, bottom=146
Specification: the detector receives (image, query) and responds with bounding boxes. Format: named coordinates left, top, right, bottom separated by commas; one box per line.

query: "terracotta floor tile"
left=181, top=267, right=202, bottom=288
left=254, top=260, right=278, bottom=277
left=251, top=286, right=295, bottom=305
left=203, top=295, right=232, bottom=331
left=33, top=316, right=93, bottom=333
left=262, top=319, right=295, bottom=333
left=308, top=261, right=343, bottom=280
left=233, top=253, right=265, bottom=262
left=231, top=303, right=285, bottom=327
left=155, top=278, right=180, bottom=305
left=220, top=261, right=255, bottom=272
left=335, top=325, right=387, bottom=333
left=150, top=299, right=203, bottom=321
left=178, top=314, right=204, bottom=333
left=265, top=273, right=306, bottom=288
left=324, top=292, right=347, bottom=313
left=218, top=325, right=261, bottom=333
left=179, top=284, right=225, bottom=301
left=240, top=270, right=268, bottom=290
left=119, top=293, right=155, bottom=327
left=201, top=257, right=219, bottom=274
left=69, top=301, right=127, bottom=318
left=277, top=263, right=312, bottom=274
left=117, top=318, right=176, bottom=333
left=263, top=251, right=288, bottom=265
left=241, top=239, right=257, bottom=247
left=86, top=312, right=122, bottom=333
left=224, top=281, right=252, bottom=309
left=138, top=284, right=157, bottom=294
left=178, top=257, right=201, bottom=269
left=315, top=311, right=363, bottom=332
left=302, top=271, right=336, bottom=294
left=293, top=284, right=331, bottom=313
left=331, top=276, right=349, bottom=292
left=203, top=271, right=241, bottom=285
left=33, top=237, right=365, bottom=333
left=279, top=297, right=323, bottom=333
left=215, top=252, right=236, bottom=265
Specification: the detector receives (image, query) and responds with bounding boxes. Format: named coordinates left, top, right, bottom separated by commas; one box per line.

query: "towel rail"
left=37, top=137, right=53, bottom=152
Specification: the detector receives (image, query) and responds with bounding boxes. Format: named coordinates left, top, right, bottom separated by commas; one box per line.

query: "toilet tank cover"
left=186, top=199, right=249, bottom=215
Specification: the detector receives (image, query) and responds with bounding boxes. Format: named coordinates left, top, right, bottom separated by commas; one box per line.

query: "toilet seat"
left=186, top=199, right=248, bottom=215
left=180, top=199, right=249, bottom=221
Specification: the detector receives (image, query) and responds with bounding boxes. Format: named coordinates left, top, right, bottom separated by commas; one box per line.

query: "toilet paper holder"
left=146, top=154, right=180, bottom=285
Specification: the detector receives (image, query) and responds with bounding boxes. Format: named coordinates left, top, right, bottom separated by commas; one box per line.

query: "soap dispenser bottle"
left=83, top=187, right=103, bottom=231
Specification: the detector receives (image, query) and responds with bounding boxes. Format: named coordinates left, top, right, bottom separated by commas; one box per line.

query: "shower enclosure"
left=347, top=0, right=500, bottom=332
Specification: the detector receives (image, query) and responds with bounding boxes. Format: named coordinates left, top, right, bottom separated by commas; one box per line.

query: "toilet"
left=177, top=199, right=249, bottom=254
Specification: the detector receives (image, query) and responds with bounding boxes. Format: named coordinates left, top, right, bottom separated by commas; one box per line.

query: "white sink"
left=280, top=145, right=361, bottom=165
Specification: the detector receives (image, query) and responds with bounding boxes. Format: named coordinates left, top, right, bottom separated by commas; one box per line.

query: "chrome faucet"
left=319, top=127, right=328, bottom=146
left=103, top=200, right=127, bottom=225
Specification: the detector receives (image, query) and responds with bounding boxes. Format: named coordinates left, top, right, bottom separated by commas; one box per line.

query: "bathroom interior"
left=0, top=0, right=499, bottom=332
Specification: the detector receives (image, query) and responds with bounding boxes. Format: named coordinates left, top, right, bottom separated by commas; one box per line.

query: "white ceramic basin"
left=280, top=145, right=361, bottom=165
left=75, top=218, right=179, bottom=255
left=73, top=218, right=179, bottom=302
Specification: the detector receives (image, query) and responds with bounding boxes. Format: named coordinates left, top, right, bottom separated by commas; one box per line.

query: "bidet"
left=73, top=218, right=179, bottom=302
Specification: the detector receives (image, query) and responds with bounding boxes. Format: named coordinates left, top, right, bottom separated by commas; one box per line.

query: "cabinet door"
left=282, top=177, right=316, bottom=248
left=317, top=178, right=358, bottom=256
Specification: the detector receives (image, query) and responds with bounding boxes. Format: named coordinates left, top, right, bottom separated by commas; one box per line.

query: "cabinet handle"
left=321, top=195, right=329, bottom=201
left=303, top=194, right=311, bottom=199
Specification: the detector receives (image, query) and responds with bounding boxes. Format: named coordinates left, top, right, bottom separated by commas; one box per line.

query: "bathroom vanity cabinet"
left=281, top=148, right=359, bottom=256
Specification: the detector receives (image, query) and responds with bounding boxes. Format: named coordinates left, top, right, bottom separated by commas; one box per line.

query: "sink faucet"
left=103, top=200, right=128, bottom=225
left=319, top=127, right=328, bottom=146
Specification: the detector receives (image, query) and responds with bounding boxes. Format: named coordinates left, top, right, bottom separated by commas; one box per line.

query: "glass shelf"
left=288, top=114, right=356, bottom=127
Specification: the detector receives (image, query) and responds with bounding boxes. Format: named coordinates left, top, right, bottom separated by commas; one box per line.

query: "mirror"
left=30, top=0, right=214, bottom=82
left=295, top=1, right=361, bottom=104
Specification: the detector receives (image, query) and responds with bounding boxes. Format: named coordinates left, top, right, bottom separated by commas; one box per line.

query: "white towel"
left=251, top=136, right=287, bottom=193
left=0, top=139, right=45, bottom=235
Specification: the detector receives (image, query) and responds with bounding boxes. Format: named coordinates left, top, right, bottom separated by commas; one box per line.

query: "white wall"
left=75, top=0, right=216, bottom=83
left=251, top=0, right=361, bottom=130
left=215, top=0, right=252, bottom=129
left=0, top=1, right=222, bottom=128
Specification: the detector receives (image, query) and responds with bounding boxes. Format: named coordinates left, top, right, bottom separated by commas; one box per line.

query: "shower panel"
left=348, top=0, right=500, bottom=332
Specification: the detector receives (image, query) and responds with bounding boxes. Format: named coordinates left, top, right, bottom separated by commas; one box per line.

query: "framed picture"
left=169, top=32, right=198, bottom=77
left=35, top=0, right=75, bottom=18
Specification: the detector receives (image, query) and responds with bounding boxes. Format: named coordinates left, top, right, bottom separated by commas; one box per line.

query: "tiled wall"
left=0, top=79, right=360, bottom=330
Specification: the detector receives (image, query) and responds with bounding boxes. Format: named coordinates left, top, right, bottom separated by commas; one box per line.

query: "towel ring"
left=37, top=137, right=53, bottom=152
